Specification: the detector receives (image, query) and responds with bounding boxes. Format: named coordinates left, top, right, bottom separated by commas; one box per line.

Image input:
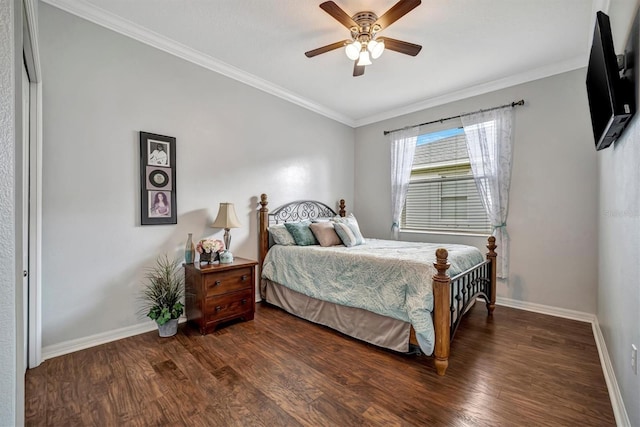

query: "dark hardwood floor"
left=25, top=302, right=615, bottom=426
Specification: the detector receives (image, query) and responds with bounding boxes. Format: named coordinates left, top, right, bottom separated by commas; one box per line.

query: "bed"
left=258, top=194, right=497, bottom=375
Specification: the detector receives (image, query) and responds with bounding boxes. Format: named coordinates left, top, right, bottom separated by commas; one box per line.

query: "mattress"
left=261, top=238, right=484, bottom=355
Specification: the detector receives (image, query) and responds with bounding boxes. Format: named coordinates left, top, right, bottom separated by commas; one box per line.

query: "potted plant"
left=139, top=254, right=184, bottom=337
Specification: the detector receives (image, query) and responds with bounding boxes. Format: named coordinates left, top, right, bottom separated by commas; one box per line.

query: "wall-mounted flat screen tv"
left=586, top=11, right=636, bottom=151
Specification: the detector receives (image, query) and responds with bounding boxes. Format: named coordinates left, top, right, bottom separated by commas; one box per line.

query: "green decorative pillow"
left=284, top=221, right=318, bottom=246
left=268, top=224, right=296, bottom=246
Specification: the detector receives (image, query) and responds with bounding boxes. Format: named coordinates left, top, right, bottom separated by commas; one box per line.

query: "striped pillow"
left=333, top=222, right=365, bottom=247
left=332, top=213, right=365, bottom=246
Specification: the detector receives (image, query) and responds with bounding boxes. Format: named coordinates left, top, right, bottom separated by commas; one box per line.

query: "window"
left=401, top=127, right=491, bottom=234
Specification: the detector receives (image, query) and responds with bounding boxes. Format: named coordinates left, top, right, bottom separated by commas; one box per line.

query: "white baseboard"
left=41, top=317, right=187, bottom=361
left=592, top=321, right=631, bottom=427
left=495, top=296, right=596, bottom=323
left=495, top=297, right=629, bottom=426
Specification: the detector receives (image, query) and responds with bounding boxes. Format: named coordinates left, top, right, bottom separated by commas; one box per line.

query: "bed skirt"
left=261, top=278, right=411, bottom=353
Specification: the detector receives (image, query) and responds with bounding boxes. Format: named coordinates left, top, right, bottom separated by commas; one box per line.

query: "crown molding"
left=353, top=55, right=586, bottom=127
left=41, top=0, right=356, bottom=127
left=42, top=0, right=594, bottom=130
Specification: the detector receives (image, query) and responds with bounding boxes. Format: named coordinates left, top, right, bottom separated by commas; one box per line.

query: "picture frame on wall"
left=140, top=131, right=177, bottom=225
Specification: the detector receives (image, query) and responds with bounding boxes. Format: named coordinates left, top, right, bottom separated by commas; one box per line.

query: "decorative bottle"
left=184, top=233, right=195, bottom=264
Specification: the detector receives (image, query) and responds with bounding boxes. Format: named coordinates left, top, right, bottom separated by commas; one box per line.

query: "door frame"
left=23, top=0, right=42, bottom=368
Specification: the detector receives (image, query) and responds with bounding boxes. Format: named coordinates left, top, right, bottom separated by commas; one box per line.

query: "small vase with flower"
left=196, top=238, right=225, bottom=264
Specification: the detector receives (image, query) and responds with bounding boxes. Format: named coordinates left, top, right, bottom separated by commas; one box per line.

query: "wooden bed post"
left=486, top=236, right=497, bottom=315
left=433, top=248, right=451, bottom=376
left=339, top=199, right=346, bottom=217
left=259, top=194, right=269, bottom=270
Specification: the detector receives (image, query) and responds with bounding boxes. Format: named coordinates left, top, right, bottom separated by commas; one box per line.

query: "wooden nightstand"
left=184, top=257, right=258, bottom=334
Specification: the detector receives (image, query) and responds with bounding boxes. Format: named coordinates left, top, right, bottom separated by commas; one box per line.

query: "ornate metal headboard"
left=269, top=200, right=337, bottom=224
left=258, top=194, right=346, bottom=268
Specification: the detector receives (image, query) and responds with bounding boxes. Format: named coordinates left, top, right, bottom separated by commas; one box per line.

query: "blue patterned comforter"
left=261, top=238, right=484, bottom=355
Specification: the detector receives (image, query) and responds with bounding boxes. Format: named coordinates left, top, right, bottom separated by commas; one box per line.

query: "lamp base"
left=223, top=228, right=231, bottom=252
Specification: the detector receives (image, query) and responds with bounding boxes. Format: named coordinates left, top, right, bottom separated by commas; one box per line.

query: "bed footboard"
left=433, top=236, right=497, bottom=376
left=432, top=249, right=452, bottom=376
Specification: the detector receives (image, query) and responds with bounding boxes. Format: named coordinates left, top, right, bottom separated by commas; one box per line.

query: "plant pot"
left=157, top=318, right=178, bottom=337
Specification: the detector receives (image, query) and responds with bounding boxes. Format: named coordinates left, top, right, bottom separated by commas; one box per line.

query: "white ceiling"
left=42, top=0, right=636, bottom=127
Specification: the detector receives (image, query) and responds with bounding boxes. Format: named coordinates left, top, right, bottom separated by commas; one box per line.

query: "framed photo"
left=147, top=140, right=170, bottom=167
left=148, top=191, right=172, bottom=218
left=140, top=132, right=177, bottom=225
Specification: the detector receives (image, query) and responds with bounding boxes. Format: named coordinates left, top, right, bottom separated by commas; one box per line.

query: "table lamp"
left=211, top=202, right=241, bottom=252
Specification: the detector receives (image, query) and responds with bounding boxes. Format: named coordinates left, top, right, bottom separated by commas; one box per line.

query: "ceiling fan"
left=305, top=0, right=423, bottom=77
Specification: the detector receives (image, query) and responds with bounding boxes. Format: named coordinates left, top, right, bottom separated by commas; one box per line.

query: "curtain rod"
left=383, top=99, right=525, bottom=136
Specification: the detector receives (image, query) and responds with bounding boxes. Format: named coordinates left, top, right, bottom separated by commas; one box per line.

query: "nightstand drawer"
left=205, top=289, right=253, bottom=323
left=204, top=267, right=252, bottom=295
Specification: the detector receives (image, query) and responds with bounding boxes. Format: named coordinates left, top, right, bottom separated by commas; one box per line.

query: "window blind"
left=401, top=129, right=491, bottom=234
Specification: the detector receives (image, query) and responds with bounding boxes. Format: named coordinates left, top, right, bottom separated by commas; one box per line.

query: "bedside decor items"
left=196, top=238, right=224, bottom=264
left=219, top=250, right=234, bottom=264
left=211, top=202, right=241, bottom=251
left=139, top=131, right=177, bottom=225
left=184, top=233, right=195, bottom=264
left=139, top=255, right=184, bottom=337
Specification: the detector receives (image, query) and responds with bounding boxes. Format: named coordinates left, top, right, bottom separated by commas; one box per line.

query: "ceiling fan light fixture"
left=345, top=41, right=362, bottom=60
left=307, top=0, right=423, bottom=76
left=357, top=49, right=372, bottom=66
left=368, top=39, right=385, bottom=59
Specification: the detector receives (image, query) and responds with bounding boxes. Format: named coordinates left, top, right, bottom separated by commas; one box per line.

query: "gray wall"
left=0, top=1, right=17, bottom=423
left=355, top=69, right=599, bottom=313
left=39, top=4, right=354, bottom=348
left=598, top=3, right=640, bottom=424
left=598, top=75, right=640, bottom=426
left=1, top=0, right=25, bottom=424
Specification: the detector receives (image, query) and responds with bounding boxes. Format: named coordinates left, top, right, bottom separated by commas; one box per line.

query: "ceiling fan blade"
left=377, top=37, right=422, bottom=56
left=319, top=1, right=358, bottom=30
left=375, top=0, right=421, bottom=30
left=305, top=40, right=349, bottom=58
left=353, top=61, right=365, bottom=77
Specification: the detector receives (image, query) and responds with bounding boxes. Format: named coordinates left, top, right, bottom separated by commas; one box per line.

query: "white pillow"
left=267, top=224, right=296, bottom=246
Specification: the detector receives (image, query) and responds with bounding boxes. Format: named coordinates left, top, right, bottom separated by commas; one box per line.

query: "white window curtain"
left=389, top=126, right=419, bottom=239
left=461, top=107, right=515, bottom=279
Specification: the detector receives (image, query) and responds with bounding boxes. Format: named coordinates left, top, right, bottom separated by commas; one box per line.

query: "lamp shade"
left=368, top=39, right=385, bottom=59
left=357, top=50, right=372, bottom=66
left=345, top=41, right=361, bottom=60
left=211, top=203, right=241, bottom=229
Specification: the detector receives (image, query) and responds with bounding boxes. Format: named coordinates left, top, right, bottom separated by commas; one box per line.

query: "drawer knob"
left=215, top=305, right=222, bottom=312
left=214, top=280, right=221, bottom=286
left=241, top=275, right=248, bottom=281
left=241, top=299, right=247, bottom=305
